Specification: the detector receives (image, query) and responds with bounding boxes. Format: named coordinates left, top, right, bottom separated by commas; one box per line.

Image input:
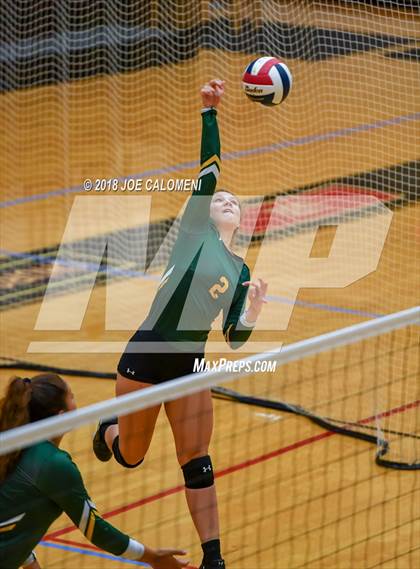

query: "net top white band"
left=0, top=306, right=418, bottom=456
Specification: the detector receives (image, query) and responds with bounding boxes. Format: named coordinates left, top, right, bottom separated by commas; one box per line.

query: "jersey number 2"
left=209, top=276, right=229, bottom=299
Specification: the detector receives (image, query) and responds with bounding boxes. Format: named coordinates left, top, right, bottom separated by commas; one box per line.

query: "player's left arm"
left=223, top=265, right=268, bottom=349
left=37, top=453, right=143, bottom=560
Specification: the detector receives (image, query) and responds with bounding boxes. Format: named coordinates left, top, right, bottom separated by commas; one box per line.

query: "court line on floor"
left=41, top=537, right=197, bottom=569
left=1, top=111, right=419, bottom=209
left=39, top=540, right=148, bottom=565
left=0, top=246, right=382, bottom=318
left=45, top=398, right=418, bottom=543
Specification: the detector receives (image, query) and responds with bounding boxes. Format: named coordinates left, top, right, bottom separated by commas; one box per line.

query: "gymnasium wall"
left=1, top=0, right=418, bottom=92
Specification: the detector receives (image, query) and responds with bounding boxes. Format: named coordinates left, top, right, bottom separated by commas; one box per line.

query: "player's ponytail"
left=0, top=373, right=68, bottom=482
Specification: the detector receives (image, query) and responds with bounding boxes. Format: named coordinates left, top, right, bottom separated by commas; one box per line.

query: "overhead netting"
left=0, top=2, right=419, bottom=568
left=0, top=0, right=419, bottom=370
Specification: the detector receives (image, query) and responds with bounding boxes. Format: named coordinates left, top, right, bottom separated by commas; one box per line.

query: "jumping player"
left=93, top=79, right=268, bottom=569
left=0, top=374, right=188, bottom=569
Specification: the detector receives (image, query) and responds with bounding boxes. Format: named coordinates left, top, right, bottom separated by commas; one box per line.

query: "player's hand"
left=141, top=546, right=189, bottom=569
left=201, top=79, right=225, bottom=108
left=243, top=278, right=268, bottom=322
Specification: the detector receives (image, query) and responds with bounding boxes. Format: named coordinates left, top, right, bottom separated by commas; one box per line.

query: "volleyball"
left=242, top=56, right=293, bottom=106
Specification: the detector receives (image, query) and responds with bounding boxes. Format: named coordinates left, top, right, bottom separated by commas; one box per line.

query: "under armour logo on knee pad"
left=182, top=455, right=214, bottom=489
left=126, top=368, right=135, bottom=375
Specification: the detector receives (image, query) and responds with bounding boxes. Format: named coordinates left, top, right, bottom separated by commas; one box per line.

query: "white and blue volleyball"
left=242, top=57, right=293, bottom=106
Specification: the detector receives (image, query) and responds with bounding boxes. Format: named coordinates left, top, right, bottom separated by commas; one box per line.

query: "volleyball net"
left=1, top=1, right=420, bottom=567
left=1, top=307, right=419, bottom=567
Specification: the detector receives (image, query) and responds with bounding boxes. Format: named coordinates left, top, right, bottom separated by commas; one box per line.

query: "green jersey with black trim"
left=0, top=441, right=137, bottom=569
left=142, top=108, right=254, bottom=351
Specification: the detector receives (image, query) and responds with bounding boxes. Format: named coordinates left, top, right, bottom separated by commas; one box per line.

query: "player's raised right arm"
left=198, top=79, right=224, bottom=199
left=180, top=80, right=224, bottom=232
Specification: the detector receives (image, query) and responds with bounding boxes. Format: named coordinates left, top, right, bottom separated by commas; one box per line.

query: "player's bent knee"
left=176, top=444, right=210, bottom=467
left=112, top=436, right=144, bottom=469
left=182, top=455, right=214, bottom=489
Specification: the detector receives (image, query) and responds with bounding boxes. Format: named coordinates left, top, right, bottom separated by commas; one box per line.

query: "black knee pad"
left=182, top=455, right=214, bottom=489
left=112, top=436, right=144, bottom=469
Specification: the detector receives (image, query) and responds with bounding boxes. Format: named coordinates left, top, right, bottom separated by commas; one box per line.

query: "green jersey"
left=0, top=441, right=143, bottom=569
left=142, top=108, right=254, bottom=351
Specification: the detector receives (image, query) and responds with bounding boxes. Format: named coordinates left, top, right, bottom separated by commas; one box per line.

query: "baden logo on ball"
left=242, top=56, right=293, bottom=106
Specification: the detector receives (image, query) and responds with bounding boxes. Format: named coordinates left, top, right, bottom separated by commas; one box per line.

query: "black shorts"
left=117, top=328, right=204, bottom=384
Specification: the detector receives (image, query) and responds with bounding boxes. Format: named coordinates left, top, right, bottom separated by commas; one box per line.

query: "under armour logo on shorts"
left=202, top=465, right=212, bottom=473
left=126, top=368, right=136, bottom=376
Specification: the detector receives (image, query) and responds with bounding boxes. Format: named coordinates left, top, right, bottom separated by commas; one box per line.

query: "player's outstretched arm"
left=38, top=452, right=189, bottom=566
left=180, top=79, right=225, bottom=233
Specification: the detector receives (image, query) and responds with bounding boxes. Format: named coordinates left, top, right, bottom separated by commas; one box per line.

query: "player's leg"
left=93, top=374, right=161, bottom=468
left=165, top=390, right=224, bottom=568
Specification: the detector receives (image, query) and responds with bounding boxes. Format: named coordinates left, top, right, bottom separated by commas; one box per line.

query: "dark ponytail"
left=0, top=373, right=67, bottom=482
